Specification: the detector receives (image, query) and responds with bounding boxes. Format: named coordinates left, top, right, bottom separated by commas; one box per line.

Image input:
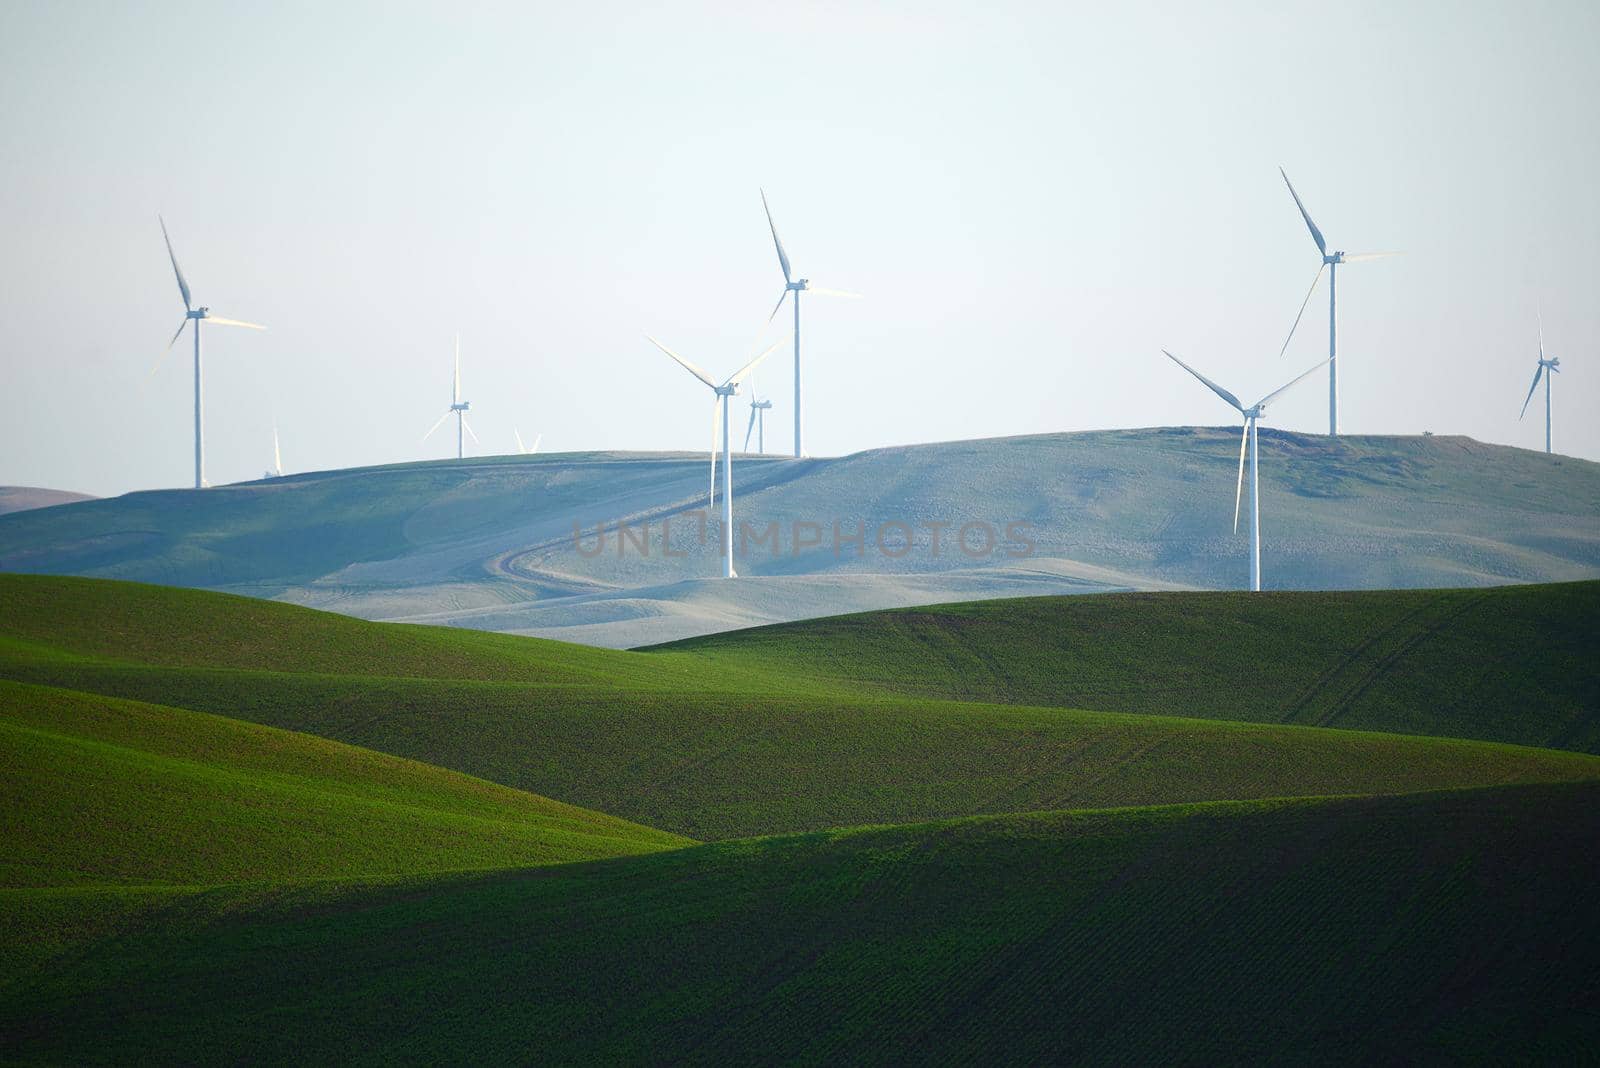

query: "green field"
left=1, top=573, right=1596, bottom=1061
left=5, top=784, right=1595, bottom=1063
left=4, top=576, right=1598, bottom=840
left=0, top=681, right=688, bottom=889
left=664, top=582, right=1600, bottom=752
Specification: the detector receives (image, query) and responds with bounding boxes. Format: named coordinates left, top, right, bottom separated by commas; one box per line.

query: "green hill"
left=3, top=575, right=1598, bottom=841
left=666, top=582, right=1600, bottom=753
left=0, top=679, right=687, bottom=889
left=5, top=783, right=1595, bottom=1064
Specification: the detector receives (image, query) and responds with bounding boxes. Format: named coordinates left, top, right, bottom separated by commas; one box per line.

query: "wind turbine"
left=760, top=189, right=860, bottom=458
left=745, top=391, right=773, bottom=455
left=422, top=336, right=477, bottom=459
left=514, top=429, right=542, bottom=455
left=646, top=335, right=781, bottom=578
left=156, top=216, right=266, bottom=489
left=1162, top=350, right=1330, bottom=592
left=264, top=422, right=284, bottom=479
left=1277, top=168, right=1398, bottom=436
left=1519, top=313, right=1562, bottom=454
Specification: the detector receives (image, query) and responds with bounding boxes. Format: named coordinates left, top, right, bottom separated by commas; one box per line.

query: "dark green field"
left=663, top=583, right=1600, bottom=752
left=2, top=574, right=1597, bottom=1062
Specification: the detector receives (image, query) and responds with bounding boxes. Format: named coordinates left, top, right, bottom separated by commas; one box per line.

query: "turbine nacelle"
left=788, top=278, right=810, bottom=292
left=451, top=401, right=471, bottom=411
left=189, top=306, right=210, bottom=320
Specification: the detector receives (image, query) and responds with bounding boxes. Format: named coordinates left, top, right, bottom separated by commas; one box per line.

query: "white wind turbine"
left=421, top=336, right=477, bottom=459
left=1519, top=313, right=1562, bottom=454
left=156, top=216, right=266, bottom=489
left=1162, top=350, right=1330, bottom=592
left=760, top=189, right=860, bottom=458
left=744, top=389, right=774, bottom=455
left=514, top=428, right=542, bottom=455
left=264, top=422, right=284, bottom=479
left=646, top=335, right=782, bottom=578
left=1277, top=168, right=1398, bottom=436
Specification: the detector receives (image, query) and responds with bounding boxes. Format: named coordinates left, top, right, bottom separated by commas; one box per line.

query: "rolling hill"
left=3, top=574, right=1598, bottom=1061
left=665, top=582, right=1600, bottom=753
left=0, top=679, right=687, bottom=889
left=5, top=783, right=1595, bottom=1063
left=0, top=487, right=96, bottom=517
left=4, top=575, right=1598, bottom=841
left=2, top=429, right=1598, bottom=646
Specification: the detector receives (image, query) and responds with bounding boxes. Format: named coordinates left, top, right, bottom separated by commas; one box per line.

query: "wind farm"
left=2, top=3, right=1597, bottom=1063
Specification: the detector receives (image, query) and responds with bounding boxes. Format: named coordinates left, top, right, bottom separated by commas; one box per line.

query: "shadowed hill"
left=4, top=575, right=1599, bottom=841
left=2, top=430, right=1597, bottom=646
left=5, top=783, right=1595, bottom=1064
left=665, top=581, right=1600, bottom=753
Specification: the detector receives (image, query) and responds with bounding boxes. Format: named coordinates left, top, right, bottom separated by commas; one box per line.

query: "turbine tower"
left=422, top=336, right=477, bottom=459
left=745, top=391, right=773, bottom=455
left=514, top=429, right=542, bottom=455
left=1162, top=350, right=1330, bottom=592
left=646, top=335, right=781, bottom=578
left=1277, top=168, right=1398, bottom=436
left=157, top=216, right=266, bottom=489
left=760, top=189, right=859, bottom=458
left=1519, top=314, right=1562, bottom=454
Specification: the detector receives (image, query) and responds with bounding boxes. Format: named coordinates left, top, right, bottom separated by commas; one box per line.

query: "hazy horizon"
left=2, top=0, right=1596, bottom=498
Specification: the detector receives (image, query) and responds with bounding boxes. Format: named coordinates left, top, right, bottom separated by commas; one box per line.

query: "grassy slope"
left=4, top=783, right=1595, bottom=1064
left=0, top=680, right=687, bottom=890
left=4, top=577, right=1599, bottom=840
left=666, top=582, right=1600, bottom=753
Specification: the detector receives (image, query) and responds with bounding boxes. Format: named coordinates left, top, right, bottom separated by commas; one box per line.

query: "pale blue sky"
left=1, top=0, right=1596, bottom=495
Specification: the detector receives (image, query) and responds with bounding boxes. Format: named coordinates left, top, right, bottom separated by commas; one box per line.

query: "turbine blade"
left=1537, top=308, right=1545, bottom=361
left=530, top=433, right=541, bottom=454
left=744, top=405, right=758, bottom=451
left=1279, top=167, right=1327, bottom=256
left=150, top=318, right=190, bottom=376
left=421, top=409, right=452, bottom=442
left=766, top=288, right=790, bottom=325
left=1161, top=350, right=1245, bottom=413
left=1342, top=251, right=1403, bottom=263
left=1233, top=422, right=1249, bottom=534
left=461, top=416, right=481, bottom=446
left=724, top=340, right=783, bottom=390
left=453, top=334, right=461, bottom=405
left=1276, top=264, right=1326, bottom=359
left=760, top=188, right=793, bottom=284
left=273, top=424, right=282, bottom=475
left=203, top=316, right=266, bottom=330
left=159, top=215, right=193, bottom=311
left=1520, top=364, right=1544, bottom=419
left=806, top=287, right=862, bottom=299
left=1255, top=357, right=1332, bottom=411
left=646, top=335, right=717, bottom=389
left=515, top=428, right=527, bottom=454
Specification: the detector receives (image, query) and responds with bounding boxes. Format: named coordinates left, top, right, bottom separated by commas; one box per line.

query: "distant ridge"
left=0, top=486, right=95, bottom=516
left=1, top=429, right=1597, bottom=646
